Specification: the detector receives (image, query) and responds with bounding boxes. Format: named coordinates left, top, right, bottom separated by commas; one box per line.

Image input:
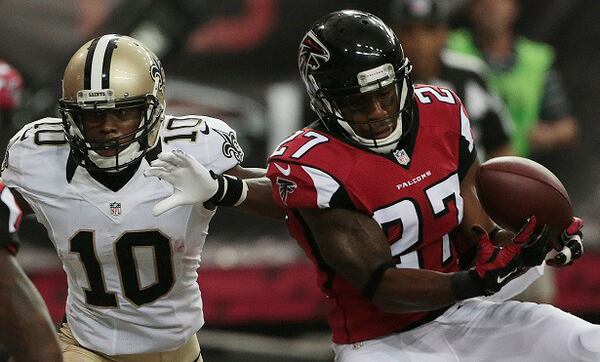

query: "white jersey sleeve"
left=1, top=118, right=70, bottom=210
left=160, top=115, right=244, bottom=174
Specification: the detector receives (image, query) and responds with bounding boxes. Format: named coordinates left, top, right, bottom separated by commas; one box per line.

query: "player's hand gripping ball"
left=475, top=156, right=572, bottom=251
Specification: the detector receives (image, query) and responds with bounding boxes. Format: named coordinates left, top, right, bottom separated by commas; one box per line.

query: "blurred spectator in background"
left=0, top=59, right=23, bottom=157
left=447, top=0, right=580, bottom=158
left=389, top=0, right=514, bottom=160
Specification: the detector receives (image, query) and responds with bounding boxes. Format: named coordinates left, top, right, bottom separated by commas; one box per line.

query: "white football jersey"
left=1, top=115, right=244, bottom=355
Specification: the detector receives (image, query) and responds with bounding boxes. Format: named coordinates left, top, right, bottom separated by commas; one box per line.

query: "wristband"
left=206, top=171, right=248, bottom=207
left=450, top=270, right=484, bottom=300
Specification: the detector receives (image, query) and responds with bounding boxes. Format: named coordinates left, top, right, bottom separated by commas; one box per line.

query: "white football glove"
left=143, top=149, right=218, bottom=216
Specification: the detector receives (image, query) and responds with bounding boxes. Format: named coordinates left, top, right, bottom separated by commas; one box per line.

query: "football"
left=475, top=156, right=572, bottom=249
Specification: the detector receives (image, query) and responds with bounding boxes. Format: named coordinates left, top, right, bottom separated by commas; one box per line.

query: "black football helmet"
left=298, top=10, right=414, bottom=153
left=59, top=34, right=166, bottom=172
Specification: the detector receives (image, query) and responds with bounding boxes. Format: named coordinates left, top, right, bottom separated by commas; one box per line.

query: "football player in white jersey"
left=0, top=34, right=272, bottom=361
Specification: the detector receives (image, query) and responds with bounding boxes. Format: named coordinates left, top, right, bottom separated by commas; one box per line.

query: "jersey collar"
left=66, top=142, right=162, bottom=192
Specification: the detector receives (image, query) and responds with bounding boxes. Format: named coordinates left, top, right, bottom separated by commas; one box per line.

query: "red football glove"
left=547, top=217, right=584, bottom=267
left=471, top=216, right=547, bottom=295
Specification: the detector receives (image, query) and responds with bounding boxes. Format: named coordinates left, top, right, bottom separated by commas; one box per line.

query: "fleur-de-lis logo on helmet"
left=149, top=56, right=165, bottom=92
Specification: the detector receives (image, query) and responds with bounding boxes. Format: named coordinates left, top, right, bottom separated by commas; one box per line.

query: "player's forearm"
left=236, top=177, right=285, bottom=219
left=373, top=268, right=458, bottom=313
left=222, top=166, right=284, bottom=218
left=0, top=254, right=62, bottom=361
left=228, top=166, right=268, bottom=179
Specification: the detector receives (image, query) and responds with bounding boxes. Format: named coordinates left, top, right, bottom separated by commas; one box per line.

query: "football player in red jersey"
left=146, top=10, right=595, bottom=362
left=0, top=183, right=62, bottom=362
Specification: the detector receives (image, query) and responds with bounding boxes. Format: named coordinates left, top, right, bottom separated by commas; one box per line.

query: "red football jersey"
left=267, top=85, right=477, bottom=344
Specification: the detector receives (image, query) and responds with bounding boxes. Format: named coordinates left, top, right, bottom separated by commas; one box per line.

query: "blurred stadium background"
left=0, top=0, right=599, bottom=361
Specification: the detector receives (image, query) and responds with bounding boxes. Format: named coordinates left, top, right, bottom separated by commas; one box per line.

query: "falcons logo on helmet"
left=276, top=177, right=297, bottom=205
left=299, top=31, right=330, bottom=73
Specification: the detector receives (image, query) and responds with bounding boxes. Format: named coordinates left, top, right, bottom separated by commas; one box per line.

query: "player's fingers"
left=546, top=258, right=560, bottom=267
left=143, top=167, right=168, bottom=179
left=548, top=245, right=572, bottom=267
left=513, top=216, right=538, bottom=245
left=171, top=149, right=194, bottom=165
left=565, top=217, right=584, bottom=236
left=144, top=167, right=178, bottom=185
left=567, top=235, right=584, bottom=259
left=528, top=224, right=550, bottom=248
left=158, top=151, right=188, bottom=167
left=149, top=159, right=176, bottom=171
left=152, top=194, right=185, bottom=216
left=471, top=225, right=488, bottom=240
left=471, top=225, right=494, bottom=253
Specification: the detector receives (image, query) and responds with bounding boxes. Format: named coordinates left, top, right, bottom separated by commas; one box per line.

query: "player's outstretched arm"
left=225, top=166, right=285, bottom=218
left=0, top=185, right=61, bottom=361
left=300, top=203, right=551, bottom=313
left=299, top=206, right=457, bottom=313
left=0, top=250, right=62, bottom=362
left=144, top=150, right=283, bottom=218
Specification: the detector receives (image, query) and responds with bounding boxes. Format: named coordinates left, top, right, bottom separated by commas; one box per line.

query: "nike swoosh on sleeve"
left=274, top=163, right=291, bottom=176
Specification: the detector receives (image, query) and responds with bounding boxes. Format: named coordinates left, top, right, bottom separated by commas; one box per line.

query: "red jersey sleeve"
left=266, top=160, right=353, bottom=210
left=266, top=129, right=356, bottom=211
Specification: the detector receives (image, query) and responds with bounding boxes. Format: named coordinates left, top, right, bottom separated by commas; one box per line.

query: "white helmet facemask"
left=87, top=142, right=142, bottom=172
left=337, top=113, right=404, bottom=154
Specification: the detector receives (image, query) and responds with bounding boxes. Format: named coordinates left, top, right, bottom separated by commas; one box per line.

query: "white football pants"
left=333, top=298, right=600, bottom=362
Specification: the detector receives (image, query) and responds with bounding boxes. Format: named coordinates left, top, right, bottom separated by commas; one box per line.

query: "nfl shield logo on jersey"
left=110, top=202, right=121, bottom=216
left=393, top=149, right=411, bottom=165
